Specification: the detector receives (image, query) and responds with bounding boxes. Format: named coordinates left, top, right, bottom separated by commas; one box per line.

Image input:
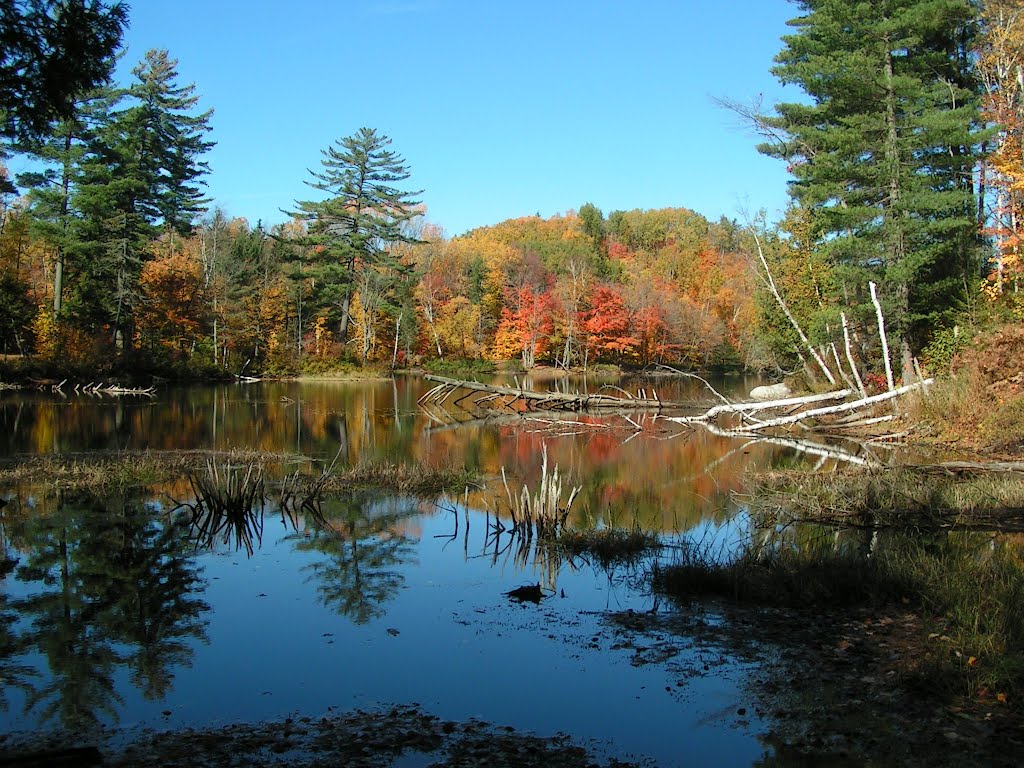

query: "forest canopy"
left=0, top=0, right=1021, bottom=385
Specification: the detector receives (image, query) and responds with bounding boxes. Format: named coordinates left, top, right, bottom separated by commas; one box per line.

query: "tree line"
left=1, top=0, right=1022, bottom=383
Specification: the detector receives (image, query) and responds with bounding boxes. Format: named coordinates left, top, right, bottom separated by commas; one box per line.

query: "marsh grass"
left=0, top=452, right=476, bottom=498
left=179, top=459, right=268, bottom=555
left=0, top=451, right=201, bottom=490
left=492, top=446, right=581, bottom=537
left=717, top=463, right=1024, bottom=704
left=750, top=467, right=1024, bottom=531
left=316, top=462, right=480, bottom=495
left=654, top=530, right=1024, bottom=706
left=558, top=527, right=661, bottom=568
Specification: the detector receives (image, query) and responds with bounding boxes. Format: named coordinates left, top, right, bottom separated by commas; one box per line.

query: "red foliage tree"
left=581, top=284, right=635, bottom=365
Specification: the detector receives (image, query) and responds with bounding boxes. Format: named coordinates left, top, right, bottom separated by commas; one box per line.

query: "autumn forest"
left=1, top=0, right=1023, bottom=387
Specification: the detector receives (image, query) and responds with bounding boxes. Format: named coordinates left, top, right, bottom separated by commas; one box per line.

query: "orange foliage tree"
left=137, top=244, right=206, bottom=355
left=581, top=284, right=635, bottom=365
left=980, top=0, right=1024, bottom=301
left=492, top=285, right=556, bottom=368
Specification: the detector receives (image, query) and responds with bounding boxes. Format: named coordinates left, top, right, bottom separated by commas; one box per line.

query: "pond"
left=0, top=373, right=882, bottom=766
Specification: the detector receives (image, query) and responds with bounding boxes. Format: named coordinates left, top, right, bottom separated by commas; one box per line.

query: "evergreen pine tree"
left=761, top=0, right=985, bottom=377
left=71, top=49, right=213, bottom=346
left=291, top=127, right=422, bottom=342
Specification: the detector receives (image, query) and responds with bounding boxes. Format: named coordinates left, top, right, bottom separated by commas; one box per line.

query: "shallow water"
left=0, top=374, right=877, bottom=765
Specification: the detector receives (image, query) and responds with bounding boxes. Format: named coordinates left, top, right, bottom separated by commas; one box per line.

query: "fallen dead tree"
left=28, top=378, right=157, bottom=396
left=417, top=373, right=932, bottom=445
left=418, top=373, right=685, bottom=412
left=658, top=379, right=932, bottom=438
left=76, top=381, right=157, bottom=396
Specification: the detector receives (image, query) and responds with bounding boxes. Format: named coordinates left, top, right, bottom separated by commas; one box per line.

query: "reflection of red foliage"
left=601, top=484, right=627, bottom=507
left=583, top=432, right=621, bottom=464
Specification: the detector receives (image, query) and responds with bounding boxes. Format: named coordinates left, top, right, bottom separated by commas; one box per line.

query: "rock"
left=505, top=584, right=544, bottom=603
left=749, top=383, right=792, bottom=401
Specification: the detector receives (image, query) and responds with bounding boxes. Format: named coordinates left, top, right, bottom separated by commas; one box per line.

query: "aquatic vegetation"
left=749, top=465, right=1024, bottom=532
left=489, top=446, right=580, bottom=537
left=558, top=527, right=661, bottom=568
left=654, top=526, right=1024, bottom=709
left=181, top=459, right=267, bottom=556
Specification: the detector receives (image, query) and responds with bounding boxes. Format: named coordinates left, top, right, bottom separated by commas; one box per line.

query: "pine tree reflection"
left=289, top=492, right=416, bottom=624
left=7, top=493, right=209, bottom=728
left=0, top=499, right=37, bottom=711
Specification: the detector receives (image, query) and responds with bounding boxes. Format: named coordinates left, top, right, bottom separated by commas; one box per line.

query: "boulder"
left=749, top=382, right=792, bottom=401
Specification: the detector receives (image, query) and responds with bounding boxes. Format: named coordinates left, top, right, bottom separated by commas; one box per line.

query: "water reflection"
left=2, top=493, right=209, bottom=728
left=0, top=376, right=878, bottom=535
left=289, top=493, right=416, bottom=625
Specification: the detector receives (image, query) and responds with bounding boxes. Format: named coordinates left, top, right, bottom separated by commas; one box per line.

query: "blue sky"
left=116, top=0, right=798, bottom=236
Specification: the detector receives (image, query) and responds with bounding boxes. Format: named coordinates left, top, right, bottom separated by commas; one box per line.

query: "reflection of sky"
left=0, top=505, right=767, bottom=766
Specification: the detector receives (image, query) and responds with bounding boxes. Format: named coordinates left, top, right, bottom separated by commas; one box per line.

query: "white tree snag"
left=829, top=340, right=857, bottom=391
left=661, top=388, right=853, bottom=424
left=841, top=311, right=867, bottom=397
left=739, top=379, right=932, bottom=432
left=869, top=281, right=895, bottom=392
left=750, top=226, right=837, bottom=385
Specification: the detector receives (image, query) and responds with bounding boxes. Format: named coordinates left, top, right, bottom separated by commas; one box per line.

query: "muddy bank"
left=610, top=603, right=1024, bottom=767
left=0, top=705, right=646, bottom=768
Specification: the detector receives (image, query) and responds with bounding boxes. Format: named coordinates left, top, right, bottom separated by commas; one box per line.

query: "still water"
left=0, top=373, right=862, bottom=765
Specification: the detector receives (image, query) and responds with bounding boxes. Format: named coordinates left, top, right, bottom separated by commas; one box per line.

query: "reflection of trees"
left=80, top=501, right=209, bottom=700
left=6, top=493, right=209, bottom=728
left=0, top=591, right=35, bottom=712
left=289, top=493, right=415, bottom=624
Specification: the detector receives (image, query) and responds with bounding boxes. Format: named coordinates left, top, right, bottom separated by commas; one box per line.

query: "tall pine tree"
left=72, top=49, right=213, bottom=347
left=291, top=127, right=421, bottom=343
left=760, top=0, right=984, bottom=378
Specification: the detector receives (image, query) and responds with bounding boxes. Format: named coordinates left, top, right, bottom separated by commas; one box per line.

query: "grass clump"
left=0, top=450, right=304, bottom=493
left=317, top=461, right=479, bottom=496
left=492, top=446, right=580, bottom=537
left=559, top=527, right=661, bottom=568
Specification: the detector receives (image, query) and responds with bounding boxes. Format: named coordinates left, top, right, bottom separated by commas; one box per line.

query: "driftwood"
left=76, top=382, right=156, bottom=396
left=659, top=379, right=931, bottom=436
left=27, top=378, right=156, bottom=396
left=418, top=374, right=685, bottom=412
left=418, top=373, right=931, bottom=445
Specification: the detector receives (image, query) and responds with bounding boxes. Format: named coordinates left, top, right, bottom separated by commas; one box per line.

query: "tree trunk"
left=750, top=226, right=836, bottom=385
left=883, top=38, right=912, bottom=379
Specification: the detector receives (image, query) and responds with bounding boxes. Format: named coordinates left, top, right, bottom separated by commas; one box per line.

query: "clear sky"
left=115, top=0, right=798, bottom=236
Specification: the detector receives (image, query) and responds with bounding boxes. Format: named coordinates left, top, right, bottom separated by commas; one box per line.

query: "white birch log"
left=739, top=379, right=932, bottom=432
left=661, top=388, right=853, bottom=424
left=841, top=311, right=867, bottom=397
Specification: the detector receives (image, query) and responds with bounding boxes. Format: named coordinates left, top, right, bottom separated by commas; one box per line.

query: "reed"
left=183, top=459, right=267, bottom=555
left=749, top=466, right=1024, bottom=532
left=495, top=445, right=581, bottom=537
left=558, top=527, right=661, bottom=568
